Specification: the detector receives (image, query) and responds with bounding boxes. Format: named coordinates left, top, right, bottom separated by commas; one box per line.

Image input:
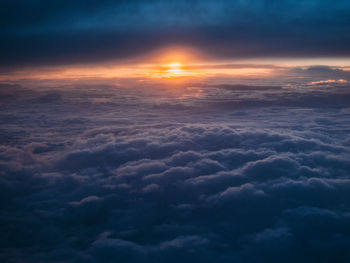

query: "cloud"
left=0, top=80, right=350, bottom=262
left=1, top=0, right=350, bottom=68
left=309, top=79, right=348, bottom=85
left=207, top=183, right=267, bottom=204
left=291, top=66, right=350, bottom=81
left=69, top=195, right=101, bottom=206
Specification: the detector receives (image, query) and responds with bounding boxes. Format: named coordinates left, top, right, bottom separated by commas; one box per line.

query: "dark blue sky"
left=1, top=0, right=350, bottom=68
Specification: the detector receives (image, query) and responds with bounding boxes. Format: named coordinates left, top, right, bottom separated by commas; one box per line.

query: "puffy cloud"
left=0, top=80, right=350, bottom=262
left=69, top=195, right=101, bottom=206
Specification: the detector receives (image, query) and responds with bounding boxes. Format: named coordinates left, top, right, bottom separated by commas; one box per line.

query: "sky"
left=1, top=0, right=350, bottom=73
left=1, top=1, right=350, bottom=263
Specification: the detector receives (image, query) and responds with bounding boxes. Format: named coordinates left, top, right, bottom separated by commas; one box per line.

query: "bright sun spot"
left=169, top=62, right=182, bottom=68
left=168, top=62, right=182, bottom=76
left=143, top=48, right=204, bottom=79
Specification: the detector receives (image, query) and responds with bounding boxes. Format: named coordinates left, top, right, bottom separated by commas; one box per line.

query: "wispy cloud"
left=309, top=79, right=348, bottom=85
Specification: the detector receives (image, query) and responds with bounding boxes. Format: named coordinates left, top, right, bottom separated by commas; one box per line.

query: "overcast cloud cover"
left=1, top=76, right=350, bottom=262
left=2, top=0, right=350, bottom=67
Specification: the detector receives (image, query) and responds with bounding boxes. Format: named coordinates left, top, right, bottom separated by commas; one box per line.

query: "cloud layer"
left=1, top=0, right=350, bottom=68
left=1, top=79, right=350, bottom=262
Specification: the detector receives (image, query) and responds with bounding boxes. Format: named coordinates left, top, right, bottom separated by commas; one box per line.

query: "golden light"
left=167, top=62, right=183, bottom=76
left=139, top=46, right=205, bottom=79
left=168, top=62, right=182, bottom=68
left=144, top=59, right=199, bottom=79
left=1, top=45, right=320, bottom=82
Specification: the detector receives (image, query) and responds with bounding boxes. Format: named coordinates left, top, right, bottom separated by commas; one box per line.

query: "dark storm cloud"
left=1, top=0, right=350, bottom=68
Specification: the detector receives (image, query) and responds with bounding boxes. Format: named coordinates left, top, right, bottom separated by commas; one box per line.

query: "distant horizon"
left=2, top=53, right=350, bottom=83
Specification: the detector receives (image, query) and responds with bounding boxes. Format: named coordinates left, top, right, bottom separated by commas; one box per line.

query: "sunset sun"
left=168, top=62, right=182, bottom=76
left=147, top=59, right=198, bottom=79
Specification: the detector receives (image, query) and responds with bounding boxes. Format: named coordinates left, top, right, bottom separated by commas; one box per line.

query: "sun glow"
left=145, top=60, right=199, bottom=79
left=142, top=47, right=205, bottom=79
left=168, top=62, right=182, bottom=68
left=7, top=46, right=350, bottom=82
left=167, top=62, right=183, bottom=76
